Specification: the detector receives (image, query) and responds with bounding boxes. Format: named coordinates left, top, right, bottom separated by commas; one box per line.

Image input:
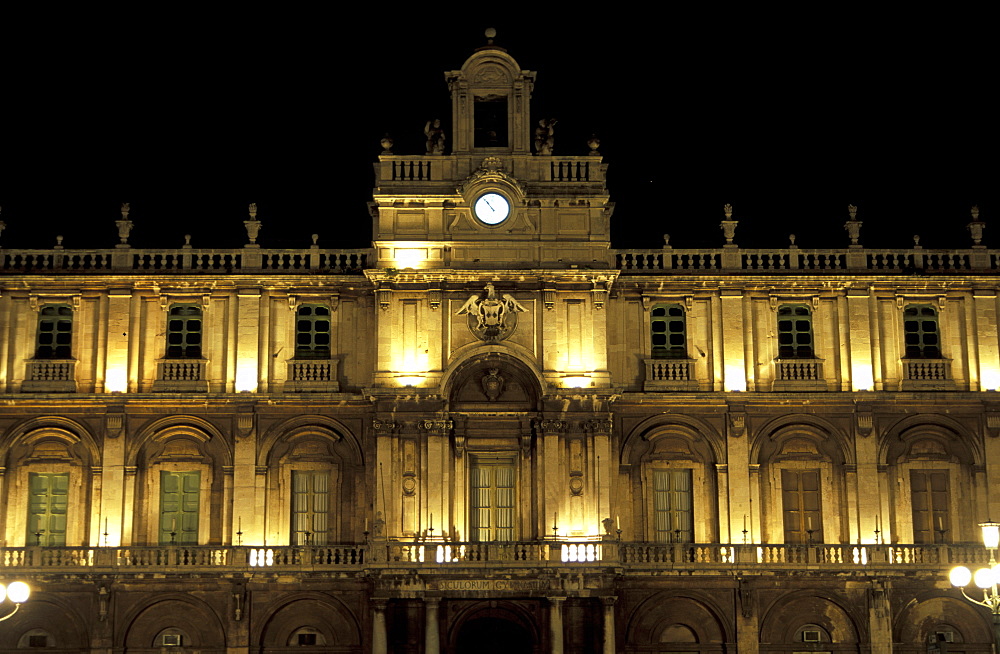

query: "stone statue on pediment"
left=424, top=119, right=446, bottom=155
left=534, top=118, right=557, bottom=154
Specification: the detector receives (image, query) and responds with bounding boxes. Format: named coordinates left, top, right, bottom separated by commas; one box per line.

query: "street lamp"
left=0, top=581, right=31, bottom=621
left=949, top=521, right=1000, bottom=645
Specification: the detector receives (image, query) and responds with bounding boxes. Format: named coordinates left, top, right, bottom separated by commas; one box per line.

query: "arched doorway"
left=455, top=616, right=533, bottom=653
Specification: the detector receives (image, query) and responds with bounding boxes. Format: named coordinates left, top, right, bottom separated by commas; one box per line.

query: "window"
left=295, top=305, right=331, bottom=359
left=653, top=469, right=693, bottom=542
left=166, top=305, right=202, bottom=359
left=291, top=470, right=329, bottom=545
left=470, top=456, right=515, bottom=541
left=904, top=305, right=941, bottom=358
left=35, top=305, right=72, bottom=359
left=911, top=470, right=950, bottom=543
left=777, top=305, right=813, bottom=358
left=781, top=469, right=822, bottom=544
left=160, top=471, right=200, bottom=545
left=27, top=472, right=68, bottom=546
left=651, top=304, right=687, bottom=359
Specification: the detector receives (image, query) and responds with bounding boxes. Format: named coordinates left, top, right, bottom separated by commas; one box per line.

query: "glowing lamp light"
left=105, top=369, right=127, bottom=393
left=851, top=365, right=874, bottom=391
left=0, top=581, right=30, bottom=604
left=950, top=565, right=973, bottom=587
left=395, top=376, right=424, bottom=387
left=562, top=376, right=591, bottom=388
left=974, top=567, right=996, bottom=589
left=981, top=522, right=1000, bottom=549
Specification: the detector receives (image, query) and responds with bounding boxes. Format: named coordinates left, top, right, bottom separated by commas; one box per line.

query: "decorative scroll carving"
left=373, top=419, right=400, bottom=435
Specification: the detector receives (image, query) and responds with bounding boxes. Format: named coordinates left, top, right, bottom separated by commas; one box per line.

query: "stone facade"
left=1, top=41, right=998, bottom=653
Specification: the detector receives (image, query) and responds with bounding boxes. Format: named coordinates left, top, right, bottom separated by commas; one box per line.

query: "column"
left=868, top=579, right=892, bottom=654
left=424, top=598, right=440, bottom=654
left=601, top=596, right=616, bottom=654
left=549, top=596, right=565, bottom=654
left=720, top=289, right=746, bottom=391
left=371, top=599, right=388, bottom=654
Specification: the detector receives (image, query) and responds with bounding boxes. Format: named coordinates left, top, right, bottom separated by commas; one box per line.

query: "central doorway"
left=455, top=616, right=533, bottom=653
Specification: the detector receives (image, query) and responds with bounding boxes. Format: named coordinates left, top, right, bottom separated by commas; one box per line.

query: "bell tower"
left=445, top=29, right=536, bottom=155
left=370, top=30, right=613, bottom=270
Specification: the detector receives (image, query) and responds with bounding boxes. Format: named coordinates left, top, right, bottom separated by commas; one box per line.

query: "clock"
left=473, top=192, right=511, bottom=225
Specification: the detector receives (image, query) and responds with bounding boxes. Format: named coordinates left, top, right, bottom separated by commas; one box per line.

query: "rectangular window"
left=781, top=469, right=822, bottom=544
left=470, top=456, right=515, bottom=542
left=652, top=469, right=693, bottom=542
left=904, top=305, right=941, bottom=358
left=291, top=470, right=329, bottom=545
left=160, top=471, right=200, bottom=545
left=777, top=305, right=814, bottom=358
left=911, top=469, right=950, bottom=543
left=27, top=472, right=68, bottom=546
left=36, top=305, right=73, bottom=359
left=474, top=97, right=508, bottom=148
left=295, top=305, right=331, bottom=359
left=651, top=304, right=687, bottom=359
left=166, top=305, right=203, bottom=359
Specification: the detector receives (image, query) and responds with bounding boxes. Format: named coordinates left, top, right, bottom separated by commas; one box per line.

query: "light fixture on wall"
left=0, top=581, right=31, bottom=621
left=949, top=521, right=1000, bottom=644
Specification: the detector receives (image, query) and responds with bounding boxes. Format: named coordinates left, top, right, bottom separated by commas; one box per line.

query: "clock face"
left=473, top=192, right=511, bottom=225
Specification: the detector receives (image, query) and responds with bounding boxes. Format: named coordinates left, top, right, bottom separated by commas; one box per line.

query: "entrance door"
left=455, top=617, right=533, bottom=654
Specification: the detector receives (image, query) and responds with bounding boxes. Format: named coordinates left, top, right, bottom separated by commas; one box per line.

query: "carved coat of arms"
left=457, top=283, right=528, bottom=341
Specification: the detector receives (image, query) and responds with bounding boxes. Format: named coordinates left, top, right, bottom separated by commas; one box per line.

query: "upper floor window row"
left=649, top=302, right=945, bottom=364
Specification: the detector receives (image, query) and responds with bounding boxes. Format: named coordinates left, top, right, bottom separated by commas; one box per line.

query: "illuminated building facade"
left=1, top=39, right=999, bottom=653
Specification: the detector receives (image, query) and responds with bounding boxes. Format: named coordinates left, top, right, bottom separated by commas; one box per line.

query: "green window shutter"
left=470, top=457, right=516, bottom=542
left=36, top=305, right=73, bottom=359
left=651, top=305, right=687, bottom=359
left=781, top=469, right=822, bottom=544
left=166, top=305, right=203, bottom=359
left=903, top=305, right=941, bottom=358
left=910, top=469, right=949, bottom=543
left=160, top=471, right=200, bottom=545
left=295, top=305, right=332, bottom=359
left=291, top=470, right=330, bottom=545
left=27, top=472, right=69, bottom=546
left=777, top=305, right=814, bottom=358
left=653, top=469, right=693, bottom=543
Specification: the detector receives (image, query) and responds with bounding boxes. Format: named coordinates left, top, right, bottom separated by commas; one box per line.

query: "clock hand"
left=484, top=199, right=495, bottom=212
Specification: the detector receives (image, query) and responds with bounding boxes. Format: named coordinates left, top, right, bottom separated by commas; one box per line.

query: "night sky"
left=2, top=15, right=995, bottom=252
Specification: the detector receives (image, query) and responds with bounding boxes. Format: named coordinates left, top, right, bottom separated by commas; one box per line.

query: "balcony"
left=153, top=360, right=209, bottom=392
left=0, top=542, right=988, bottom=576
left=285, top=359, right=340, bottom=392
left=22, top=359, right=76, bottom=392
left=643, top=359, right=698, bottom=391
left=772, top=358, right=826, bottom=391
left=901, top=358, right=954, bottom=391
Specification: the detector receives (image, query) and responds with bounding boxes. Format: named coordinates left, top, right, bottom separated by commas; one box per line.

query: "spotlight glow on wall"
left=105, top=369, right=127, bottom=393
left=724, top=365, right=746, bottom=392
left=851, top=365, right=874, bottom=391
